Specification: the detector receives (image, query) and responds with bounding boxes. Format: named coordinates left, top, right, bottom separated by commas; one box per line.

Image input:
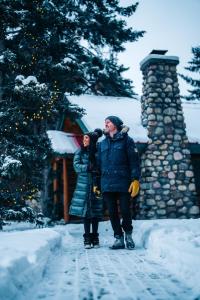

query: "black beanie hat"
left=85, top=128, right=103, bottom=143
left=105, top=116, right=123, bottom=130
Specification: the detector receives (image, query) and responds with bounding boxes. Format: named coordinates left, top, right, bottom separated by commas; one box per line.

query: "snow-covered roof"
left=67, top=95, right=200, bottom=144
left=47, top=131, right=80, bottom=155
left=182, top=101, right=200, bottom=144
left=67, top=95, right=148, bottom=143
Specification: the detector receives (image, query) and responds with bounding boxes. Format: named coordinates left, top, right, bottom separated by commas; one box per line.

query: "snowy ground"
left=0, top=219, right=200, bottom=300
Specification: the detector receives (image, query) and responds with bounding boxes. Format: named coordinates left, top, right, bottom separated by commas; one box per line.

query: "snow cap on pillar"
left=140, top=49, right=179, bottom=71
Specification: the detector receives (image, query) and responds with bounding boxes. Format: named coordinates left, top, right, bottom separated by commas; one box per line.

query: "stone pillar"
left=138, top=50, right=199, bottom=219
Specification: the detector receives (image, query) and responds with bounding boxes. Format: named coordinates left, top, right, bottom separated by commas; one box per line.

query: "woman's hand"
left=93, top=186, right=101, bottom=196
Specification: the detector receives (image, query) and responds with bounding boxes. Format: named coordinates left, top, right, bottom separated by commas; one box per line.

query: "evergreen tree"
left=0, top=0, right=144, bottom=208
left=0, top=73, right=82, bottom=206
left=180, top=46, right=200, bottom=101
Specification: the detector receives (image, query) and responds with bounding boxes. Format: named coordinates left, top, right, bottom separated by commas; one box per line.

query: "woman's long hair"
left=81, top=129, right=102, bottom=168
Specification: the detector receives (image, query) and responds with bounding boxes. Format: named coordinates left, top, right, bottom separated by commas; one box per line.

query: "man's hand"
left=93, top=186, right=101, bottom=196
left=128, top=180, right=140, bottom=198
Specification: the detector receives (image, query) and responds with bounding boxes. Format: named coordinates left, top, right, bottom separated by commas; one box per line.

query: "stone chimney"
left=138, top=50, right=199, bottom=219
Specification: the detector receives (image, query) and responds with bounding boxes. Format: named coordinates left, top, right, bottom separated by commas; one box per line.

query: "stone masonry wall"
left=137, top=54, right=199, bottom=219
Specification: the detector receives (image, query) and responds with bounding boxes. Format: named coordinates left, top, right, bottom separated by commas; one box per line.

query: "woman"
left=69, top=128, right=103, bottom=249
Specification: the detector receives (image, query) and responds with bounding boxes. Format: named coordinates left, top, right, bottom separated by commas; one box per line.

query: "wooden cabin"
left=46, top=95, right=200, bottom=222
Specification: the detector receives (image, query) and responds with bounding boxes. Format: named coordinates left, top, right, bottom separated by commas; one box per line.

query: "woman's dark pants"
left=84, top=218, right=99, bottom=236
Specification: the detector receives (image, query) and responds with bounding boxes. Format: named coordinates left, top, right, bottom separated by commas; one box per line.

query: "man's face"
left=105, top=119, right=116, bottom=133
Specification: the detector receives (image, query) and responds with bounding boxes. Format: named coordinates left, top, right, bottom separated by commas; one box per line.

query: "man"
left=96, top=116, right=140, bottom=250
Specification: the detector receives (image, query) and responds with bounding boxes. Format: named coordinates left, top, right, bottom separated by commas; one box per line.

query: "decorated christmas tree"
left=0, top=0, right=144, bottom=212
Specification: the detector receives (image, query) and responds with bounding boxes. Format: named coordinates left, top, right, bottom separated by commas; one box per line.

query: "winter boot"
left=83, top=233, right=93, bottom=249
left=125, top=232, right=135, bottom=250
left=91, top=233, right=100, bottom=248
left=109, top=235, right=125, bottom=250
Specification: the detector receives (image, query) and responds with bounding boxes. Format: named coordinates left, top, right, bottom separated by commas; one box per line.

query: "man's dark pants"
left=103, top=192, right=133, bottom=237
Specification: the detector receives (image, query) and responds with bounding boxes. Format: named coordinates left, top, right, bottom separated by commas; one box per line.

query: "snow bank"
left=1, top=219, right=200, bottom=299
left=134, top=219, right=200, bottom=297
left=2, top=221, right=36, bottom=232
left=0, top=228, right=62, bottom=300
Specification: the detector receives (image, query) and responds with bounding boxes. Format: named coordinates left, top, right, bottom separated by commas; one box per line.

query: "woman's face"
left=83, top=135, right=90, bottom=147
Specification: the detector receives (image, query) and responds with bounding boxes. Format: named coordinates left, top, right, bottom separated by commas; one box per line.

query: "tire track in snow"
left=84, top=249, right=99, bottom=300
left=111, top=251, right=156, bottom=300
left=93, top=249, right=116, bottom=300
left=74, top=252, right=80, bottom=300
left=101, top=248, right=138, bottom=300
left=21, top=225, right=195, bottom=300
left=132, top=252, right=190, bottom=300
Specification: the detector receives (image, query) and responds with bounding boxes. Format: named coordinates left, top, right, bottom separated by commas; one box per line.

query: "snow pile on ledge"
left=47, top=130, right=80, bottom=154
left=134, top=218, right=200, bottom=296
left=0, top=228, right=62, bottom=300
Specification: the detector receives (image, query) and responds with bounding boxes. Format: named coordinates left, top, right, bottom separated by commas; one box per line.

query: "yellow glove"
left=128, top=180, right=140, bottom=198
left=93, top=186, right=101, bottom=196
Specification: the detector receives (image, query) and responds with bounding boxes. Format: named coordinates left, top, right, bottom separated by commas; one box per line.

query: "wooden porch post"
left=53, top=160, right=58, bottom=205
left=63, top=158, right=69, bottom=222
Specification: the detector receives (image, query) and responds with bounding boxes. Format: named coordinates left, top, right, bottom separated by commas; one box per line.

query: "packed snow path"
left=28, top=222, right=194, bottom=300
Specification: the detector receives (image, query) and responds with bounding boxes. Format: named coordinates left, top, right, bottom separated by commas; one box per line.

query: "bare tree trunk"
left=40, top=163, right=52, bottom=217
left=0, top=39, right=4, bottom=102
